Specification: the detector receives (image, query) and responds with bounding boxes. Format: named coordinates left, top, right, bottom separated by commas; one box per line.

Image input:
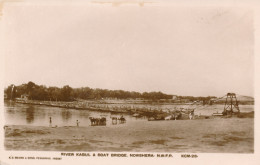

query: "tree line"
left=177, top=95, right=217, bottom=105
left=4, top=81, right=174, bottom=101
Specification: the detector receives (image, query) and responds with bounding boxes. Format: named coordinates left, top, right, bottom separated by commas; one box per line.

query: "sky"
left=2, top=3, right=254, bottom=97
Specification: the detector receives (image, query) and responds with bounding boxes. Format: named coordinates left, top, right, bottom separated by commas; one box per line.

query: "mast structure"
left=223, top=93, right=240, bottom=115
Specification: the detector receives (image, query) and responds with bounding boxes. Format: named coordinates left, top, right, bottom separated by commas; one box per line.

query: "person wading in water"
left=76, top=120, right=80, bottom=127
left=49, top=117, right=52, bottom=127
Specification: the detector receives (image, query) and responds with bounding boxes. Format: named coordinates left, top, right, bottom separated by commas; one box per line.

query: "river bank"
left=4, top=117, right=254, bottom=153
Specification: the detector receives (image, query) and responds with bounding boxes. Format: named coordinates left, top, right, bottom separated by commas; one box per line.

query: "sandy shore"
left=4, top=117, right=254, bottom=153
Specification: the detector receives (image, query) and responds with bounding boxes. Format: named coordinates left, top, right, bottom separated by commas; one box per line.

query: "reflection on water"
left=26, top=106, right=35, bottom=124
left=61, top=110, right=72, bottom=122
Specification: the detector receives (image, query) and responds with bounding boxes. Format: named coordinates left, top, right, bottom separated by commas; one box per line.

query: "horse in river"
left=89, top=117, right=97, bottom=126
left=99, top=117, right=106, bottom=125
left=111, top=117, right=118, bottom=125
left=118, top=116, right=126, bottom=124
left=110, top=115, right=126, bottom=124
left=89, top=117, right=106, bottom=126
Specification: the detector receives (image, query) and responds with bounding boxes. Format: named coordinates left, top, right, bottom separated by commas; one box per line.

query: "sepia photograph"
left=0, top=0, right=259, bottom=165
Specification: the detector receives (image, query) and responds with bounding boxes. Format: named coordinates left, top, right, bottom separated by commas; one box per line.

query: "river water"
left=4, top=101, right=254, bottom=127
left=4, top=102, right=146, bottom=127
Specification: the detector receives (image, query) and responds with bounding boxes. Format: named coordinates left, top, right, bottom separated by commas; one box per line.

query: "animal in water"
left=110, top=116, right=118, bottom=125
left=118, top=116, right=126, bottom=124
left=99, top=117, right=106, bottom=125
left=89, top=117, right=106, bottom=126
left=89, top=117, right=96, bottom=125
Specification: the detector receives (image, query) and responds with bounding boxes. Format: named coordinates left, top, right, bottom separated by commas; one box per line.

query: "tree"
left=61, top=85, right=73, bottom=101
left=4, top=82, right=178, bottom=101
left=5, top=84, right=16, bottom=100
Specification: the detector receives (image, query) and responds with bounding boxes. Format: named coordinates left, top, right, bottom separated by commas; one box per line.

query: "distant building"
left=4, top=94, right=7, bottom=99
left=16, top=94, right=29, bottom=101
left=172, top=95, right=177, bottom=100
left=21, top=94, right=29, bottom=100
